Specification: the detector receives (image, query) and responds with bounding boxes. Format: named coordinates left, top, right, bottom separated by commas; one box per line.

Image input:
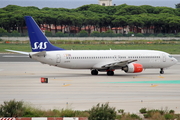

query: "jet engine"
left=122, top=63, right=143, bottom=73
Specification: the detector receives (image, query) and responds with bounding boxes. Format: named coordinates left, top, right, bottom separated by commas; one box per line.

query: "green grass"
left=1, top=42, right=180, bottom=54
left=1, top=44, right=31, bottom=52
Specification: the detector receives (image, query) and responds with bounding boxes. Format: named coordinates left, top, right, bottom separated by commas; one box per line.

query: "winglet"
left=25, top=16, right=65, bottom=52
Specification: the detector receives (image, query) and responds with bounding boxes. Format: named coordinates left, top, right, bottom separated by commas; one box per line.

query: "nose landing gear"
left=160, top=68, right=164, bottom=74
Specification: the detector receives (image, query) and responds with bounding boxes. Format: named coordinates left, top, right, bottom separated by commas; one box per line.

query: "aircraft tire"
left=91, top=70, right=98, bottom=75
left=107, top=71, right=114, bottom=76
left=160, top=68, right=164, bottom=74
left=160, top=70, right=164, bottom=74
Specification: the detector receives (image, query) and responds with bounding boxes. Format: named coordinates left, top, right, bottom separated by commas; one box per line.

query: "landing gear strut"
left=107, top=71, right=114, bottom=76
left=91, top=69, right=98, bottom=75
left=160, top=68, right=164, bottom=74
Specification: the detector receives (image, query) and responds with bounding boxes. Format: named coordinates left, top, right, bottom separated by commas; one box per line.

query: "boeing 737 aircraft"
left=6, top=16, right=178, bottom=76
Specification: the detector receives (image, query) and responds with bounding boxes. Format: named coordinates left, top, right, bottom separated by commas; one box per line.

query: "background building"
left=99, top=0, right=112, bottom=6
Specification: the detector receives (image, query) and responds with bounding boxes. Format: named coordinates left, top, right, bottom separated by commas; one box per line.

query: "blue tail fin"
left=25, top=16, right=65, bottom=52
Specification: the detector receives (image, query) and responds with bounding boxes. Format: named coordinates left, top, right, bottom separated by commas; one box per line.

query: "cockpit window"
left=169, top=55, right=173, bottom=58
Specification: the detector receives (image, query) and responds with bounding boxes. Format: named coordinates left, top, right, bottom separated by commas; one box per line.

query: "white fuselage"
left=7, top=16, right=178, bottom=75
left=30, top=50, right=177, bottom=70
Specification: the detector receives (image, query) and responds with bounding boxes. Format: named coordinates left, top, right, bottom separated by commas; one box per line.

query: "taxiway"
left=0, top=61, right=180, bottom=113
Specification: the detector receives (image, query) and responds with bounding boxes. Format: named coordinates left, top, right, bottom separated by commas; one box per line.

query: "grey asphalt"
left=0, top=54, right=35, bottom=62
left=0, top=60, right=180, bottom=113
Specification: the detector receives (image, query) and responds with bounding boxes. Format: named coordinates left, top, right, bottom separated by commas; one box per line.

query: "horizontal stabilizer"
left=5, top=49, right=29, bottom=55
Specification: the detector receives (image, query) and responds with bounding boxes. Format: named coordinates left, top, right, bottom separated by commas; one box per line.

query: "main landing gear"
left=107, top=71, right=114, bottom=76
left=91, top=69, right=115, bottom=76
left=91, top=69, right=98, bottom=75
left=160, top=68, right=164, bottom=74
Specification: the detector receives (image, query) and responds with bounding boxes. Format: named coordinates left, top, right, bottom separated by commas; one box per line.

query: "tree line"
left=1, top=4, right=180, bottom=35
left=0, top=99, right=179, bottom=120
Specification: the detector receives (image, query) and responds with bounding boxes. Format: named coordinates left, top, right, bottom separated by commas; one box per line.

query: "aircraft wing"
left=5, top=49, right=29, bottom=55
left=102, top=60, right=137, bottom=68
left=93, top=59, right=137, bottom=69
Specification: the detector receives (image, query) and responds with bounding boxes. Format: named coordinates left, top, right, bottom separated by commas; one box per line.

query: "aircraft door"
left=56, top=54, right=61, bottom=63
left=162, top=54, right=166, bottom=62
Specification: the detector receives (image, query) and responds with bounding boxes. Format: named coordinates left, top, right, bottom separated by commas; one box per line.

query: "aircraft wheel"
left=107, top=71, right=114, bottom=76
left=160, top=68, right=164, bottom=74
left=91, top=70, right=98, bottom=75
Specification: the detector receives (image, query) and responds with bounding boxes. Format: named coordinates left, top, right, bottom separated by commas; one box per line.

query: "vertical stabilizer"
left=25, top=16, right=65, bottom=52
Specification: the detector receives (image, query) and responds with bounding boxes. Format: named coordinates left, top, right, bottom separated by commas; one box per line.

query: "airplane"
left=6, top=16, right=178, bottom=76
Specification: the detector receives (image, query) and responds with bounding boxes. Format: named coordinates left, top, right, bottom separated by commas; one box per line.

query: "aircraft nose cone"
left=174, top=58, right=178, bottom=64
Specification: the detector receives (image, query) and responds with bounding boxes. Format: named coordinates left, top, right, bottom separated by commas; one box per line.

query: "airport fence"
left=0, top=118, right=88, bottom=120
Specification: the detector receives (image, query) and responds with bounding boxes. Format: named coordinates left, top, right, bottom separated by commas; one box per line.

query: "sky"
left=0, top=0, right=179, bottom=9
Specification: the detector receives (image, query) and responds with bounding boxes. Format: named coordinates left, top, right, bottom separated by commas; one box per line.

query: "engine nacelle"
left=122, top=63, right=143, bottom=73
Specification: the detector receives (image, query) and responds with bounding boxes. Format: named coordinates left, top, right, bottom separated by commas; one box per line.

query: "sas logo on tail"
left=32, top=42, right=48, bottom=50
